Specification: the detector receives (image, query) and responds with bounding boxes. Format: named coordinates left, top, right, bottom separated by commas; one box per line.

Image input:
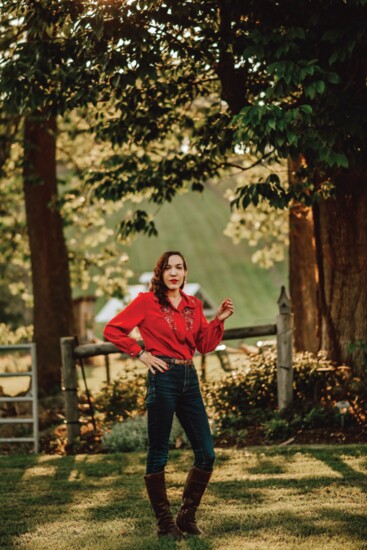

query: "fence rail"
left=60, top=286, right=293, bottom=447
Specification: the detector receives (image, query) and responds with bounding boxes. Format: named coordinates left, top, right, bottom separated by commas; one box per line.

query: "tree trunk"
left=288, top=156, right=319, bottom=353
left=23, top=114, right=75, bottom=396
left=313, top=182, right=367, bottom=375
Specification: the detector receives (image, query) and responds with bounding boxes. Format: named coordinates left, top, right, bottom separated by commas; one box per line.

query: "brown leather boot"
left=144, top=471, right=183, bottom=540
left=176, top=466, right=212, bottom=535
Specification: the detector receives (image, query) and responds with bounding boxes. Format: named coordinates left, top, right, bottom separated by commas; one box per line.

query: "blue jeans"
left=145, top=356, right=215, bottom=475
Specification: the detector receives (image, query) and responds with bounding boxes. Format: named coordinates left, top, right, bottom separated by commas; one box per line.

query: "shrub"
left=301, top=405, right=334, bottom=429
left=102, top=414, right=188, bottom=453
left=94, top=373, right=146, bottom=423
left=264, top=417, right=292, bottom=442
left=102, top=415, right=147, bottom=452
left=203, top=347, right=366, bottom=441
left=203, top=348, right=278, bottom=432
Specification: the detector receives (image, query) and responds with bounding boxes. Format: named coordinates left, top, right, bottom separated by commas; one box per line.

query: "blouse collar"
left=152, top=288, right=196, bottom=308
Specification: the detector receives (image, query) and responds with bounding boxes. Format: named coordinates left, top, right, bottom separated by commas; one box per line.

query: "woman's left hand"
left=216, top=297, right=234, bottom=321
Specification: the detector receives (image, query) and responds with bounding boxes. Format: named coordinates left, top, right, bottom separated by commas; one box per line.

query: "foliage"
left=102, top=415, right=147, bottom=452
left=263, top=417, right=293, bottom=442
left=223, top=165, right=289, bottom=268
left=79, top=1, right=367, bottom=228
left=0, top=133, right=32, bottom=324
left=58, top=112, right=134, bottom=298
left=0, top=111, right=135, bottom=325
left=102, top=414, right=188, bottom=453
left=203, top=348, right=367, bottom=441
left=203, top=348, right=279, bottom=431
left=93, top=373, right=147, bottom=424
left=263, top=406, right=337, bottom=442
left=0, top=323, right=33, bottom=345
left=2, top=0, right=365, bottom=241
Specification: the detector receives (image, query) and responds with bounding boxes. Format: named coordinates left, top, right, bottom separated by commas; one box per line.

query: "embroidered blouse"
left=103, top=289, right=225, bottom=360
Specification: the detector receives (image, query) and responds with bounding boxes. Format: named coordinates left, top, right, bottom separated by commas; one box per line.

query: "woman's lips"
left=170, top=280, right=178, bottom=283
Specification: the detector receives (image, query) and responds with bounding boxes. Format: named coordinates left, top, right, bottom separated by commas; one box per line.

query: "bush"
left=203, top=348, right=278, bottom=432
left=102, top=414, right=188, bottom=453
left=102, top=415, right=147, bottom=452
left=203, top=347, right=366, bottom=442
left=302, top=405, right=334, bottom=429
left=264, top=417, right=292, bottom=442
left=94, top=373, right=146, bottom=423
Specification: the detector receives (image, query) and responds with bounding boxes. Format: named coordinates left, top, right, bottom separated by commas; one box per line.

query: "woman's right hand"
left=138, top=351, right=169, bottom=374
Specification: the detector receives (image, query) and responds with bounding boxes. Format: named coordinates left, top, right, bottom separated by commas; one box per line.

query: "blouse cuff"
left=214, top=315, right=225, bottom=326
left=129, top=343, right=144, bottom=357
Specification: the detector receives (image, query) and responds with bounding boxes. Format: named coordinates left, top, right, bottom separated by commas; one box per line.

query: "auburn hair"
left=149, top=251, right=187, bottom=307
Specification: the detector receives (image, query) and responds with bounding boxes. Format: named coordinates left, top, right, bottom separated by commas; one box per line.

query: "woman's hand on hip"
left=138, top=351, right=169, bottom=374
left=216, top=297, right=234, bottom=321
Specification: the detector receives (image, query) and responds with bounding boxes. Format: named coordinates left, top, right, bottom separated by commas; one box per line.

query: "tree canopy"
left=2, top=0, right=366, bottom=232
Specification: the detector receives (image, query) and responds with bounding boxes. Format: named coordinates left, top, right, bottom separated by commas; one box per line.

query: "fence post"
left=276, top=286, right=293, bottom=410
left=60, top=337, right=80, bottom=446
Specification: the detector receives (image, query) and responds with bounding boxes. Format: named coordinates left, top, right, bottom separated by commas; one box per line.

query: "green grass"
left=84, top=179, right=288, bottom=335
left=1, top=445, right=366, bottom=549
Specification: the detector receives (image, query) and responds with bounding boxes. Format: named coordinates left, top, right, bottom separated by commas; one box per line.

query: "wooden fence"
left=60, top=286, right=293, bottom=446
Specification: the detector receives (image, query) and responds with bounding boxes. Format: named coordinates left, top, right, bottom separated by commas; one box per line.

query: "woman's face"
left=162, top=254, right=187, bottom=291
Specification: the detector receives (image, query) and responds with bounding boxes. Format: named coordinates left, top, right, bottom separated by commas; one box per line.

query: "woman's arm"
left=104, top=292, right=170, bottom=374
left=103, top=293, right=146, bottom=357
left=195, top=297, right=234, bottom=355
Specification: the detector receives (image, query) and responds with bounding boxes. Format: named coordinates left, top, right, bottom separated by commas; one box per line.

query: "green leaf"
left=327, top=72, right=340, bottom=84
left=335, top=153, right=349, bottom=168
left=315, top=80, right=326, bottom=94
left=328, top=50, right=339, bottom=66
left=300, top=104, right=313, bottom=115
left=304, top=83, right=316, bottom=100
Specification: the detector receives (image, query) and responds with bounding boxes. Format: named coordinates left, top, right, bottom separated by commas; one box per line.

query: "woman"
left=103, top=251, right=234, bottom=540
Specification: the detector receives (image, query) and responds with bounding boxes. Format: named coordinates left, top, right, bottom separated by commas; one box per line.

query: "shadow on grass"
left=1, top=446, right=367, bottom=549
left=305, top=447, right=367, bottom=492
left=247, top=456, right=288, bottom=475
left=214, top=507, right=367, bottom=540
left=211, top=509, right=327, bottom=538
left=0, top=453, right=141, bottom=548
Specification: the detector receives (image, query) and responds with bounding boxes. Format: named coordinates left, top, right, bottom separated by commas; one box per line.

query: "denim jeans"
left=145, top=356, right=215, bottom=475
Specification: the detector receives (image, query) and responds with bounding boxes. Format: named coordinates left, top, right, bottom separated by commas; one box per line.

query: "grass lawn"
left=1, top=445, right=366, bottom=549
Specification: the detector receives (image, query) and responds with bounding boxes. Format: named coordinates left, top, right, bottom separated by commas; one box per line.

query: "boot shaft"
left=182, top=466, right=212, bottom=507
left=144, top=470, right=183, bottom=539
left=176, top=466, right=213, bottom=536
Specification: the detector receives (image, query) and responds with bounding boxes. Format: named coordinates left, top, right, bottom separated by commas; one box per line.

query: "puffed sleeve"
left=103, top=292, right=145, bottom=357
left=195, top=300, right=224, bottom=355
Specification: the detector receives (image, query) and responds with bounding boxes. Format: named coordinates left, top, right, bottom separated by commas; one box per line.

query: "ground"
left=1, top=445, right=366, bottom=549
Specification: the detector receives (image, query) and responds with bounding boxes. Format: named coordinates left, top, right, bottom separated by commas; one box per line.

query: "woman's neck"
left=166, top=289, right=181, bottom=299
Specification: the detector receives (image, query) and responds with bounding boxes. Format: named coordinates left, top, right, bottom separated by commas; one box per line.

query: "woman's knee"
left=146, top=449, right=169, bottom=474
left=195, top=448, right=215, bottom=471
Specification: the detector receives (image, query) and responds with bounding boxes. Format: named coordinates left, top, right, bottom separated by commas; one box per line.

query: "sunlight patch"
left=23, top=464, right=57, bottom=480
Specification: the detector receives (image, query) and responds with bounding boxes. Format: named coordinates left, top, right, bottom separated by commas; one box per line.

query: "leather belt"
left=157, top=356, right=194, bottom=365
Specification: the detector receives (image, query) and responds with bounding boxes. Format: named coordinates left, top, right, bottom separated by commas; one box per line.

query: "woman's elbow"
left=103, top=324, right=113, bottom=341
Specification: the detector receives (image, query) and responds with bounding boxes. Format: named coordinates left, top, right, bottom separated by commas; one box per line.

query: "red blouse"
left=103, top=289, right=224, bottom=360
